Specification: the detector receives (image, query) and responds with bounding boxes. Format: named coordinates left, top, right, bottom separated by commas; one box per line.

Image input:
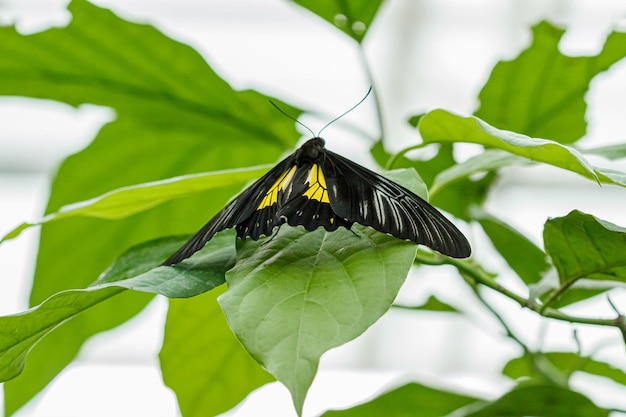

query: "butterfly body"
left=162, top=138, right=470, bottom=266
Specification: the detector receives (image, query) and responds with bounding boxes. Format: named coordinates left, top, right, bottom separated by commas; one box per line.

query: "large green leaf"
left=542, top=211, right=626, bottom=307
left=0, top=232, right=235, bottom=383
left=322, top=382, right=481, bottom=416
left=291, top=0, right=384, bottom=43
left=418, top=110, right=613, bottom=185
left=0, top=1, right=300, bottom=414
left=219, top=225, right=416, bottom=415
left=476, top=21, right=626, bottom=144
left=160, top=287, right=273, bottom=417
left=0, top=164, right=272, bottom=243
left=466, top=384, right=609, bottom=417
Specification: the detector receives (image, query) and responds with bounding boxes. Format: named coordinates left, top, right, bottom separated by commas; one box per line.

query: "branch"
left=414, top=251, right=626, bottom=341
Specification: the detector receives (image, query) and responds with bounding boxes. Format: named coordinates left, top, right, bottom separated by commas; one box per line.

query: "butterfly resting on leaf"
left=162, top=136, right=471, bottom=266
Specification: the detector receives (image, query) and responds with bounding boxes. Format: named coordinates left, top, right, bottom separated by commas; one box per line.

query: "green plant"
left=1, top=1, right=626, bottom=416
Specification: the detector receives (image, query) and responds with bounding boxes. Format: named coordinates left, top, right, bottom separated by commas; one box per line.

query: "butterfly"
left=162, top=136, right=471, bottom=266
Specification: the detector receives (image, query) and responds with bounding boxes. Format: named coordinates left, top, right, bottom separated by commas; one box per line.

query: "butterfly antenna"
left=269, top=100, right=316, bottom=138
left=317, top=86, right=372, bottom=137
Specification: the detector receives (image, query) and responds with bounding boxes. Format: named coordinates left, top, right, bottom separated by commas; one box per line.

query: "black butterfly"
left=162, top=137, right=471, bottom=266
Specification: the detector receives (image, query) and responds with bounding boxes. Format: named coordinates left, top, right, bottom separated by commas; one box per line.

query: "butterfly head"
left=295, top=137, right=326, bottom=164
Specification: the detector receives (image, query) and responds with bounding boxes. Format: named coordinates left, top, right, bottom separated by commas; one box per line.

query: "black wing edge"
left=324, top=151, right=471, bottom=259
left=161, top=200, right=241, bottom=266
left=162, top=155, right=296, bottom=266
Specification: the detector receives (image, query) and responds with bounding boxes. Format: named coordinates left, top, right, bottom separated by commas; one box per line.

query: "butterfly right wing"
left=323, top=150, right=471, bottom=258
left=162, top=155, right=296, bottom=266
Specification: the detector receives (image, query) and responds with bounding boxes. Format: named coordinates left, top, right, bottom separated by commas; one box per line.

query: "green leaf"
left=291, top=0, right=384, bottom=43
left=160, top=287, right=273, bottom=417
left=476, top=21, right=626, bottom=144
left=1, top=0, right=300, bottom=413
left=394, top=295, right=460, bottom=313
left=504, top=352, right=626, bottom=387
left=322, top=382, right=481, bottom=416
left=93, top=231, right=236, bottom=297
left=0, top=165, right=272, bottom=244
left=419, top=109, right=601, bottom=183
left=0, top=232, right=235, bottom=383
left=430, top=149, right=529, bottom=196
left=0, top=286, right=127, bottom=384
left=219, top=226, right=417, bottom=415
left=584, top=143, right=626, bottom=160
left=466, top=384, right=609, bottom=417
left=544, top=210, right=626, bottom=290
left=474, top=210, right=549, bottom=285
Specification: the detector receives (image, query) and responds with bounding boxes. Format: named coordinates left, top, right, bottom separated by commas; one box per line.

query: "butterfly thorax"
left=295, top=137, right=326, bottom=165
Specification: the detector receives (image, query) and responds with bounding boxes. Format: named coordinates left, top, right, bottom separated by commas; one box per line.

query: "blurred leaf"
left=419, top=110, right=601, bottom=183
left=544, top=210, right=626, bottom=289
left=0, top=165, right=272, bottom=244
left=466, top=384, right=609, bottom=417
left=219, top=225, right=416, bottom=415
left=160, top=286, right=273, bottom=417
left=584, top=144, right=626, bottom=160
left=504, top=352, right=626, bottom=387
left=546, top=285, right=613, bottom=309
left=0, top=232, right=234, bottom=383
left=291, top=0, right=384, bottom=42
left=430, top=150, right=529, bottom=196
left=322, top=382, right=481, bottom=416
left=0, top=1, right=301, bottom=414
left=476, top=21, right=626, bottom=144
left=394, top=295, right=460, bottom=313
left=474, top=210, right=549, bottom=285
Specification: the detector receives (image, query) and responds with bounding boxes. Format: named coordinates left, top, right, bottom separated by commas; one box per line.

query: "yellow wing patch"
left=303, top=164, right=330, bottom=203
left=257, top=166, right=296, bottom=209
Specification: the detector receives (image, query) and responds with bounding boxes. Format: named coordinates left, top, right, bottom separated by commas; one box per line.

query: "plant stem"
left=356, top=44, right=385, bottom=143
left=385, top=143, right=427, bottom=170
left=414, top=251, right=626, bottom=339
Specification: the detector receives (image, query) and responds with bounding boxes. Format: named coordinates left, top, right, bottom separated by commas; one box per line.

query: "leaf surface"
left=160, top=287, right=273, bottom=417
left=419, top=110, right=600, bottom=183
left=0, top=232, right=234, bottom=383
left=219, top=225, right=416, bottom=415
left=476, top=21, right=626, bottom=144
left=0, top=1, right=300, bottom=413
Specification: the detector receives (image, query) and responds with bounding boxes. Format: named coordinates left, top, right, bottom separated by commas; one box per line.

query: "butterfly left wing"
left=323, top=150, right=471, bottom=258
left=162, top=155, right=296, bottom=265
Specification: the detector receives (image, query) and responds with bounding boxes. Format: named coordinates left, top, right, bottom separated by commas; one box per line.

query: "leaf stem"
left=540, top=277, right=579, bottom=313
left=385, top=143, right=428, bottom=171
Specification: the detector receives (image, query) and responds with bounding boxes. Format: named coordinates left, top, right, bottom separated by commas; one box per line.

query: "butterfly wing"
left=323, top=150, right=471, bottom=258
left=162, top=155, right=296, bottom=265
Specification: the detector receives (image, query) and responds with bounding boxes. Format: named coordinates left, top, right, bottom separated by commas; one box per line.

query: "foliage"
left=1, top=1, right=626, bottom=416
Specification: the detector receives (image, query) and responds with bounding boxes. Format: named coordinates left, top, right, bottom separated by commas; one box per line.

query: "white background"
left=1, top=0, right=626, bottom=416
